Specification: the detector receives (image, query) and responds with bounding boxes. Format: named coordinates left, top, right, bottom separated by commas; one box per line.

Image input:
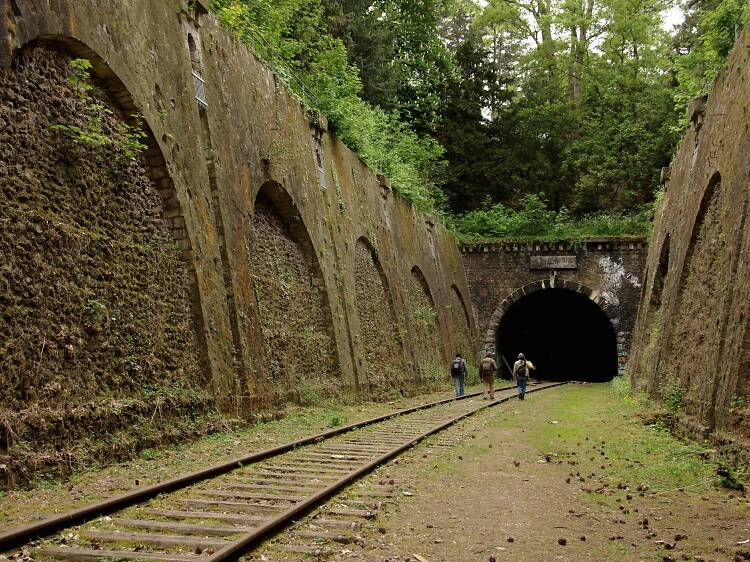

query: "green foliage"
left=673, top=0, right=748, bottom=128
left=52, top=59, right=148, bottom=164
left=326, top=412, right=344, bottom=427
left=211, top=0, right=744, bottom=225
left=609, top=375, right=633, bottom=401
left=437, top=0, right=679, bottom=217
left=84, top=299, right=108, bottom=322
left=451, top=194, right=652, bottom=242
left=212, top=0, right=446, bottom=212
left=67, top=58, right=95, bottom=93
left=413, top=303, right=438, bottom=328
left=117, top=120, right=149, bottom=163
left=716, top=463, right=746, bottom=491
left=660, top=377, right=686, bottom=412
left=729, top=394, right=745, bottom=412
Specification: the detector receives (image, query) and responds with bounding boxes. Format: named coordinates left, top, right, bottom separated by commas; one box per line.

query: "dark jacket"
left=451, top=357, right=467, bottom=378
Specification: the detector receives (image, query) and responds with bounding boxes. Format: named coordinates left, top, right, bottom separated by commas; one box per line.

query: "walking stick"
left=500, top=354, right=514, bottom=380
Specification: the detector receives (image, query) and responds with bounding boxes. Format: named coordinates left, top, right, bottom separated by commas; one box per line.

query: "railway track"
left=1, top=382, right=565, bottom=561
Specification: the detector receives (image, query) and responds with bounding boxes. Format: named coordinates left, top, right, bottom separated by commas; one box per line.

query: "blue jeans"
left=453, top=376, right=465, bottom=397
left=517, top=377, right=527, bottom=399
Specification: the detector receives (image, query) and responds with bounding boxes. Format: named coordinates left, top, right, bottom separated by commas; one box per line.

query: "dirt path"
left=319, top=384, right=750, bottom=562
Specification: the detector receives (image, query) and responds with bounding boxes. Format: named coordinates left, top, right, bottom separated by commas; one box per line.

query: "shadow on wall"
left=248, top=181, right=342, bottom=405
left=449, top=284, right=474, bottom=366
left=407, top=265, right=444, bottom=380
left=496, top=288, right=618, bottom=382
left=353, top=237, right=407, bottom=397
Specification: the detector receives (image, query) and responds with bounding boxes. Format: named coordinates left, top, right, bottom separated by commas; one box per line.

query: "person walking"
left=513, top=353, right=535, bottom=400
left=479, top=352, right=497, bottom=400
left=450, top=353, right=468, bottom=398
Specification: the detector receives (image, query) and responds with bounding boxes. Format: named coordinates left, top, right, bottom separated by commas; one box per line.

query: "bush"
left=660, top=377, right=687, bottom=412
left=212, top=0, right=446, bottom=213
left=451, top=194, right=652, bottom=243
left=610, top=375, right=632, bottom=400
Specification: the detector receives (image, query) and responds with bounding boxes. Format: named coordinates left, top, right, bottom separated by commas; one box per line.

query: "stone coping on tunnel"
left=460, top=236, right=647, bottom=254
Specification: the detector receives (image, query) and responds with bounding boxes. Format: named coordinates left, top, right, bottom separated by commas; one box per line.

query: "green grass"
left=490, top=383, right=717, bottom=494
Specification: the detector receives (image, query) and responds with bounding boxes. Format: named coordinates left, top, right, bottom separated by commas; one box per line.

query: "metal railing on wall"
left=193, top=70, right=208, bottom=109
left=240, top=23, right=324, bottom=114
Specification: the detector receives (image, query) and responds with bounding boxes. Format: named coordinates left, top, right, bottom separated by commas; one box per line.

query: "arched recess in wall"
left=1, top=39, right=209, bottom=415
left=449, top=285, right=474, bottom=363
left=638, top=233, right=670, bottom=394
left=664, top=172, right=729, bottom=414
left=406, top=265, right=444, bottom=378
left=248, top=181, right=341, bottom=403
left=352, top=237, right=405, bottom=394
left=650, top=234, right=671, bottom=311
left=680, top=172, right=722, bottom=288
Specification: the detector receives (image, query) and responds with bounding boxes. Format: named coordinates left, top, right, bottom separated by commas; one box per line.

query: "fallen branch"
left=649, top=479, right=713, bottom=497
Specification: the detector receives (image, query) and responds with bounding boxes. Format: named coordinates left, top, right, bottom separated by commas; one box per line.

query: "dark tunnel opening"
left=496, top=288, right=618, bottom=383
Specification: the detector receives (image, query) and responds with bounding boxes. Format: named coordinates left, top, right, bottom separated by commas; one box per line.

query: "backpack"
left=480, top=358, right=494, bottom=377
left=451, top=358, right=463, bottom=377
left=516, top=360, right=527, bottom=378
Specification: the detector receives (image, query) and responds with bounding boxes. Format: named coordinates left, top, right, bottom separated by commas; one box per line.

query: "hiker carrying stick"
left=512, top=353, right=535, bottom=400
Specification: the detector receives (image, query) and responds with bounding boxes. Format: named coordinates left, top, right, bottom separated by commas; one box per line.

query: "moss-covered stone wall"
left=0, top=46, right=217, bottom=482
left=406, top=267, right=444, bottom=382
left=0, top=1, right=476, bottom=483
left=248, top=193, right=341, bottom=404
left=628, top=29, right=750, bottom=463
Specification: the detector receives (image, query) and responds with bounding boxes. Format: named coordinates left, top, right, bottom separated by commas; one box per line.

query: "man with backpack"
left=513, top=353, right=535, bottom=400
left=479, top=352, right=497, bottom=400
left=450, top=353, right=468, bottom=397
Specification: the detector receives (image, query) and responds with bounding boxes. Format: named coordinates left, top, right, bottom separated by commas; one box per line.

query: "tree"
left=324, top=0, right=458, bottom=135
left=672, top=0, right=748, bottom=127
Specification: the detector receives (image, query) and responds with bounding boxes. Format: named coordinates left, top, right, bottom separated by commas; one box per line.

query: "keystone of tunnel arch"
left=485, top=279, right=620, bottom=382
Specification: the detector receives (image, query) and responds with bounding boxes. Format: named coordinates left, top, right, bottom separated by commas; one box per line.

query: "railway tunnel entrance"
left=495, top=288, right=618, bottom=382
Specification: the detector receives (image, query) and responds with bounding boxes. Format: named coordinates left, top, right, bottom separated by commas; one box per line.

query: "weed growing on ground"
left=716, top=463, right=746, bottom=491
left=609, top=375, right=632, bottom=400
left=660, top=377, right=686, bottom=412
left=729, top=394, right=746, bottom=412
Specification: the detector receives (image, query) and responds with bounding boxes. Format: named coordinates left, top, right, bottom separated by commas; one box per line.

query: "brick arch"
left=483, top=279, right=614, bottom=349
left=253, top=180, right=321, bottom=268
left=15, top=37, right=190, bottom=254
left=11, top=35, right=210, bottom=368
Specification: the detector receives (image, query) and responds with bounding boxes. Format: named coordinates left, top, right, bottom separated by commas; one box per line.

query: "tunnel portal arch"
left=487, top=280, right=619, bottom=382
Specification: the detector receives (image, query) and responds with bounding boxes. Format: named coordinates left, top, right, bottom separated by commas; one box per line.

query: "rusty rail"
left=206, top=382, right=566, bottom=561
left=0, top=383, right=521, bottom=552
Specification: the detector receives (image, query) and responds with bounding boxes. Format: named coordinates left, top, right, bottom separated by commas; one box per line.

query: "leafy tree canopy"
left=209, top=0, right=747, bottom=240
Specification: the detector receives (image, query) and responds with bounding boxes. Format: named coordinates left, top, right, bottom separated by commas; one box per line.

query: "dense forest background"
left=211, top=0, right=747, bottom=240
